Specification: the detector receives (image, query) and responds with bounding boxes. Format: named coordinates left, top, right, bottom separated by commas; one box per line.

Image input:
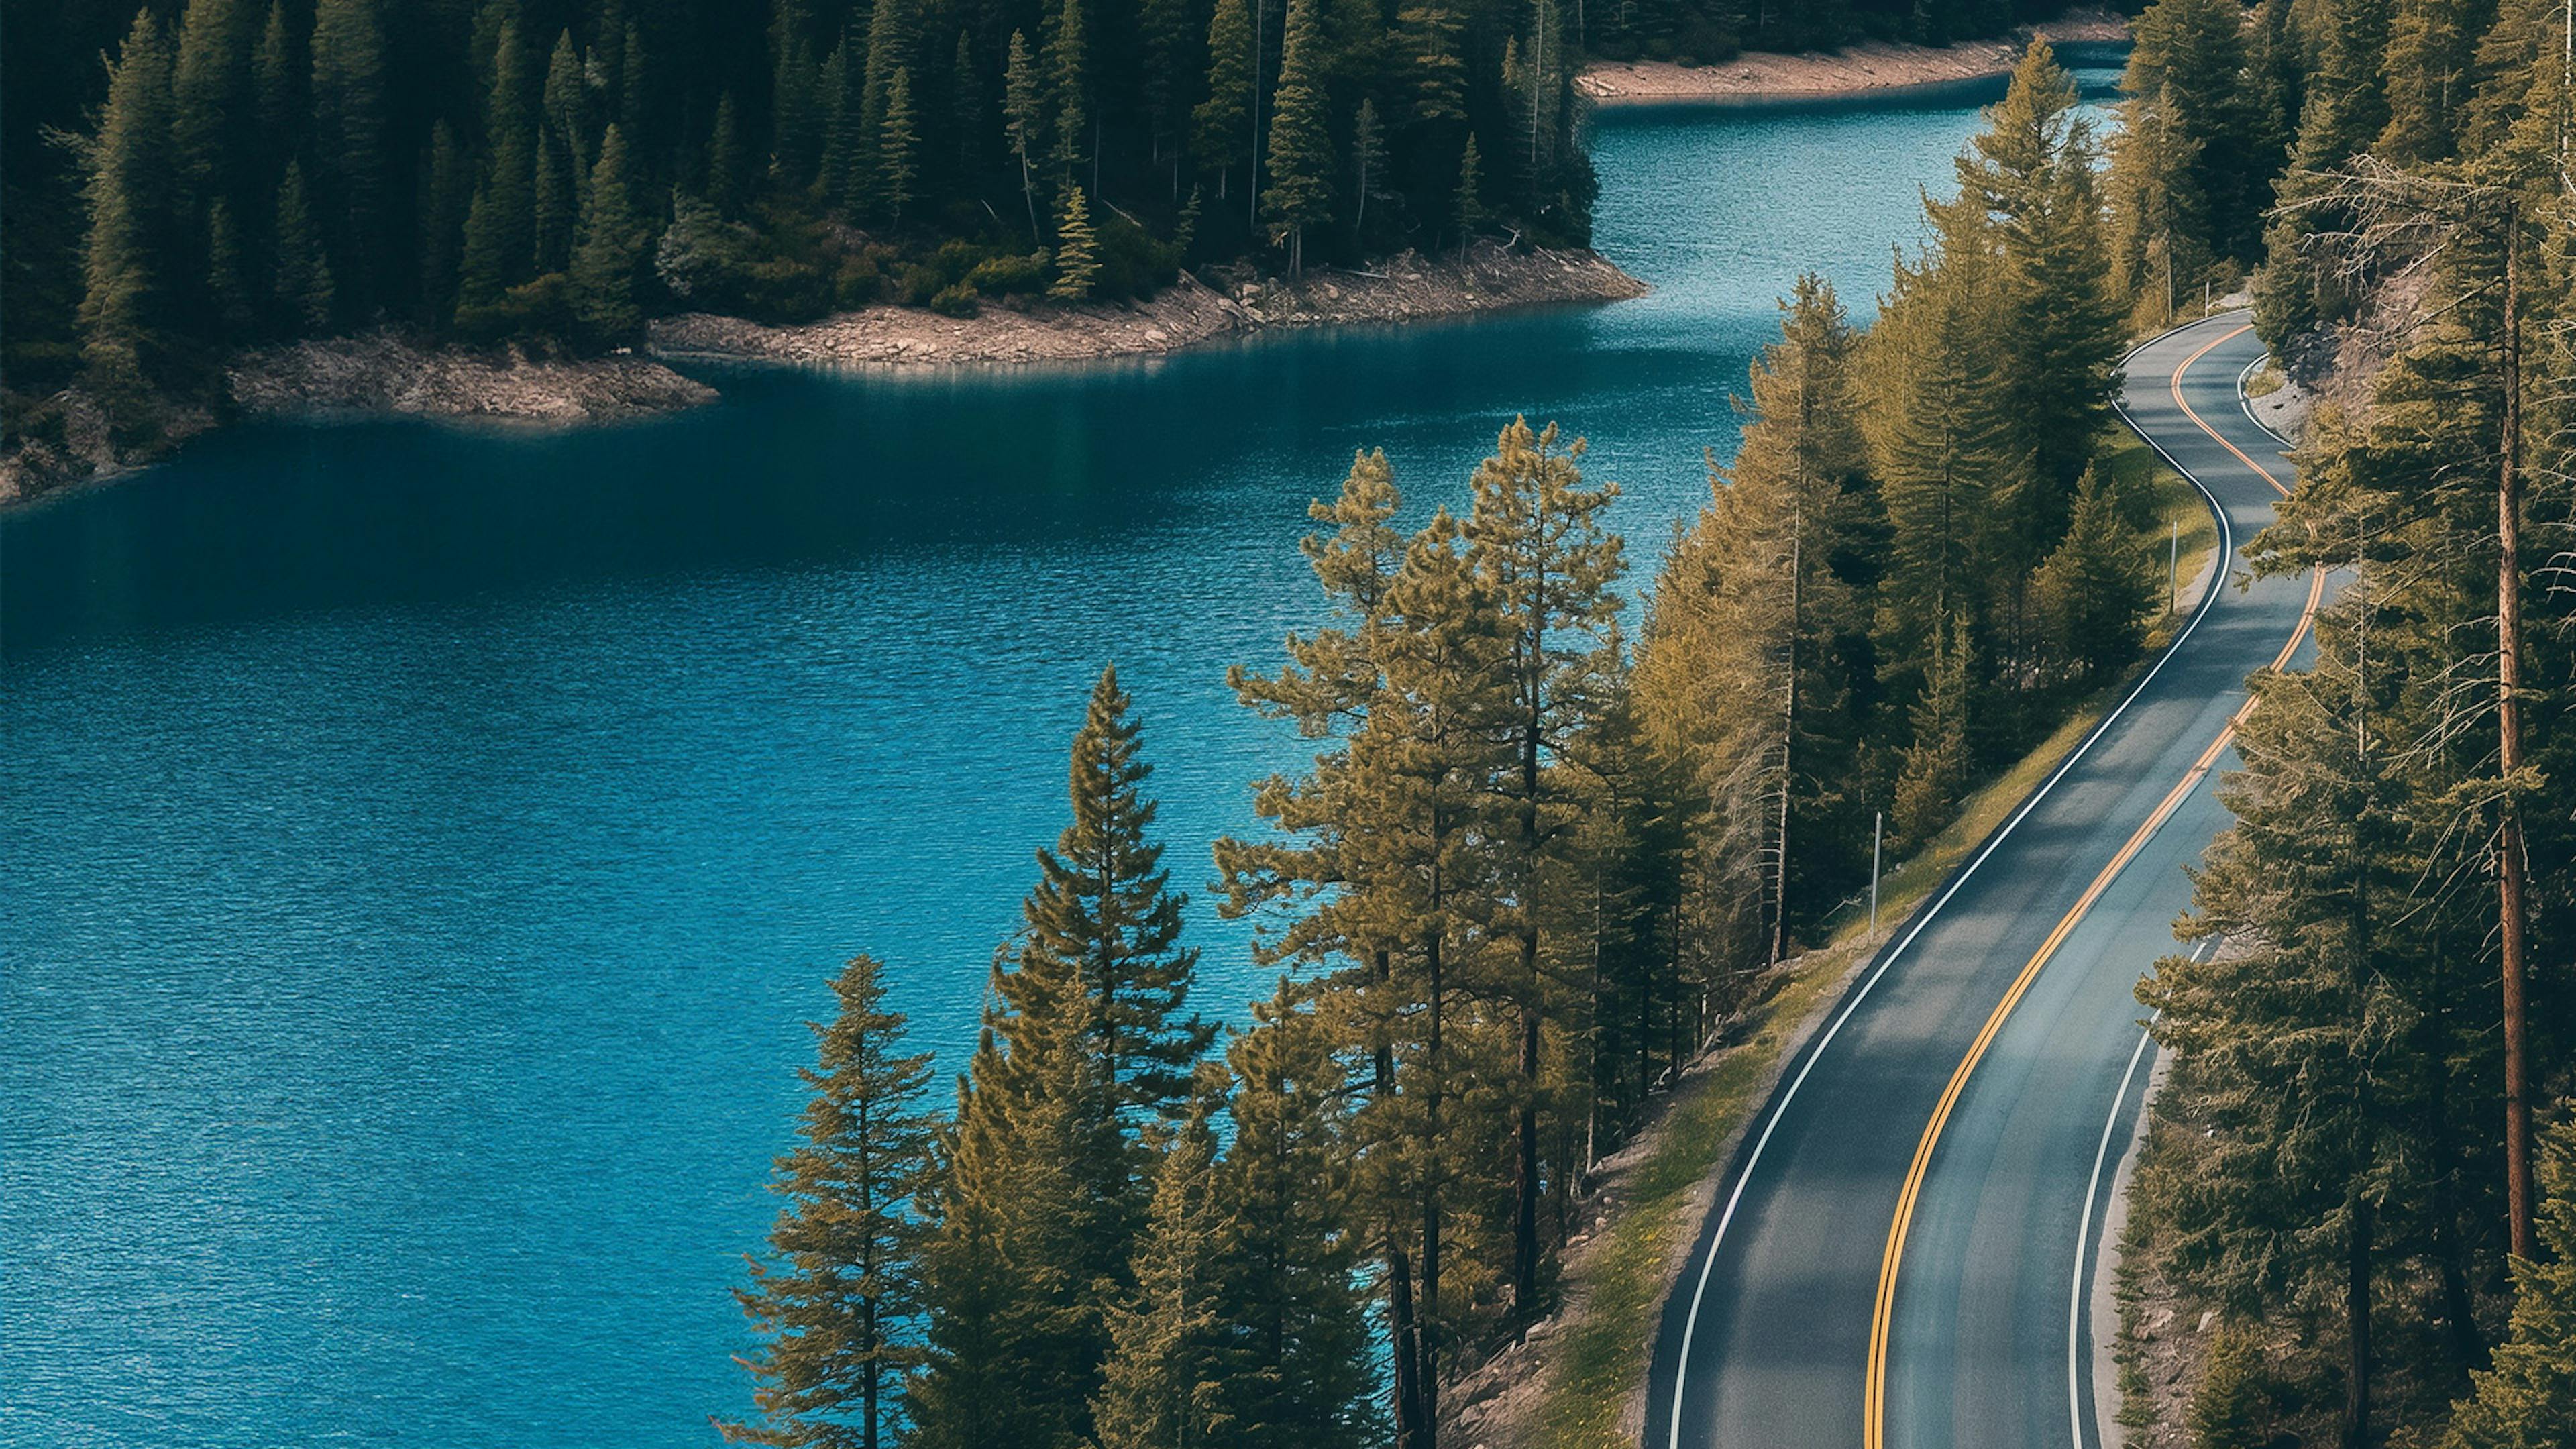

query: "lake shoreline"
left=654, top=242, right=1646, bottom=371
left=1578, top=8, right=2128, bottom=107
left=0, top=243, right=1642, bottom=511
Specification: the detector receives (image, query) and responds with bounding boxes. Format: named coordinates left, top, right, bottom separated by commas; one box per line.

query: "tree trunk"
left=1421, top=927, right=1447, bottom=1446
left=1375, top=947, right=1428, bottom=1449
left=1512, top=691, right=1544, bottom=1322
left=2496, top=199, right=2535, bottom=1260
left=2344, top=1191, right=2373, bottom=1449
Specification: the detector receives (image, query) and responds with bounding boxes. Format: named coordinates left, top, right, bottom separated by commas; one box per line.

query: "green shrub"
left=1090, top=215, right=1181, bottom=302
left=2188, top=1326, right=2282, bottom=1449
left=833, top=254, right=883, bottom=310
left=929, top=282, right=980, bottom=317
left=894, top=262, right=945, bottom=307
left=965, top=250, right=1052, bottom=295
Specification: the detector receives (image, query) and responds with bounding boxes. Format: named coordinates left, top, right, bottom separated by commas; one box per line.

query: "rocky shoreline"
left=651, top=242, right=1647, bottom=370
left=1, top=243, right=1642, bottom=510
left=1578, top=7, right=2128, bottom=105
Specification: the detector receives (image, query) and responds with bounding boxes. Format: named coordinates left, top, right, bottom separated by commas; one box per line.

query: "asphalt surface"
left=1644, top=313, right=2322, bottom=1449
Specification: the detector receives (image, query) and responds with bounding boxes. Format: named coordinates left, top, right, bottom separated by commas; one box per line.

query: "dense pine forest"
left=707, top=40, right=2276, bottom=1448
left=0, top=0, right=2081, bottom=458
left=2101, top=1, right=2576, bottom=1445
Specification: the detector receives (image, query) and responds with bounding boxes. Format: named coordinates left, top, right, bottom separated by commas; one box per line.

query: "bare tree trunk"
left=1770, top=508, right=1802, bottom=965
left=2496, top=200, right=2536, bottom=1260
left=1373, top=945, right=1429, bottom=1449
left=1421, top=940, right=1444, bottom=1448
left=2344, top=1190, right=2374, bottom=1449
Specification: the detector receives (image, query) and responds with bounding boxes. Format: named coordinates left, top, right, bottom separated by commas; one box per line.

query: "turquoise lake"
left=3, top=60, right=2120, bottom=1448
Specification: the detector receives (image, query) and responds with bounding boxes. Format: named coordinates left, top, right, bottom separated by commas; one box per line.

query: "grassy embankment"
left=1530, top=437, right=2218, bottom=1449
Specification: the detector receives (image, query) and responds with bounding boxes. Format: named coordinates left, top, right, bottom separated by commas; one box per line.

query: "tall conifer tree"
left=78, top=10, right=177, bottom=396
left=723, top=955, right=936, bottom=1449
left=306, top=0, right=384, bottom=316
left=1462, top=416, right=1623, bottom=1322
left=1262, top=0, right=1334, bottom=276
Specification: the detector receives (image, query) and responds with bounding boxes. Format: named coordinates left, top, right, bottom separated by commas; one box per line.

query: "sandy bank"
left=1579, top=8, right=2129, bottom=105
left=651, top=242, right=1648, bottom=370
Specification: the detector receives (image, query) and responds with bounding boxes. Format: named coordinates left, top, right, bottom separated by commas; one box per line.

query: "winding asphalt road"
left=1645, top=313, right=2324, bottom=1449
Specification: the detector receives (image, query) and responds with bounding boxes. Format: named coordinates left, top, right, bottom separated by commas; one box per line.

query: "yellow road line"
left=2170, top=326, right=2290, bottom=498
left=1860, top=323, right=2322, bottom=1449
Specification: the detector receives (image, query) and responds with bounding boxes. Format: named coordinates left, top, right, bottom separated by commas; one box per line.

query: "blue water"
left=2, top=62, right=2120, bottom=1449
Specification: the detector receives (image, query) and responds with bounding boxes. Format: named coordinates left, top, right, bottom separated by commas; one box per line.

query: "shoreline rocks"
left=1, top=242, right=1644, bottom=511
left=1578, top=7, right=2129, bottom=106
left=650, top=242, right=1648, bottom=370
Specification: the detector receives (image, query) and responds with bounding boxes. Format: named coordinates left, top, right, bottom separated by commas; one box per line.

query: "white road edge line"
left=2235, top=354, right=2299, bottom=449
left=2065, top=941, right=2204, bottom=1449
left=2065, top=337, right=2289, bottom=1449
left=1661, top=316, right=2245, bottom=1449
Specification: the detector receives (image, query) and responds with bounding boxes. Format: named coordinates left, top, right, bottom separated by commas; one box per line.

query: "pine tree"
left=773, top=36, right=824, bottom=189
left=1261, top=0, right=1334, bottom=277
left=1218, top=448, right=1519, bottom=1442
left=912, top=1031, right=1112, bottom=1449
left=172, top=0, right=256, bottom=215
left=1398, top=2, right=1469, bottom=129
left=1452, top=134, right=1486, bottom=259
left=1957, top=40, right=2125, bottom=508
left=818, top=38, right=858, bottom=215
left=2123, top=0, right=2261, bottom=262
left=1351, top=97, right=1388, bottom=239
left=2033, top=466, right=2151, bottom=683
left=617, top=21, right=649, bottom=153
left=1891, top=614, right=1972, bottom=847
left=418, top=120, right=472, bottom=329
left=1089, top=1091, right=1228, bottom=1449
left=252, top=0, right=301, bottom=181
left=478, top=19, right=538, bottom=281
left=2107, top=84, right=2211, bottom=327
left=534, top=30, right=587, bottom=275
left=272, top=158, right=333, bottom=333
left=708, top=91, right=749, bottom=217
left=2444, top=1119, right=2576, bottom=1448
left=1138, top=0, right=1199, bottom=187
left=569, top=123, right=645, bottom=347
left=78, top=9, right=177, bottom=395
left=1633, top=275, right=1868, bottom=963
left=306, top=0, right=384, bottom=317
left=1193, top=0, right=1253, bottom=199
left=860, top=0, right=917, bottom=213
left=914, top=663, right=1216, bottom=1449
left=2138, top=588, right=2445, bottom=1449
left=1462, top=415, right=1624, bottom=1321
left=949, top=33, right=981, bottom=176
left=1043, top=0, right=1091, bottom=187
left=1862, top=234, right=2012, bottom=680
left=1051, top=184, right=1100, bottom=299
left=1004, top=32, right=1046, bottom=237
left=1014, top=665, right=1212, bottom=1135
left=205, top=196, right=254, bottom=339
left=1208, top=985, right=1378, bottom=1449
left=2377, top=0, right=2481, bottom=164
left=879, top=69, right=919, bottom=227
left=722, top=955, right=937, bottom=1449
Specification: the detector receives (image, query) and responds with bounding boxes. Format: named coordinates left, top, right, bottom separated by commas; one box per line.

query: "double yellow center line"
left=1860, top=324, right=2323, bottom=1448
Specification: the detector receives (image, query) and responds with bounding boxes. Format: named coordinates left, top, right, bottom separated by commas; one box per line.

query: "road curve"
left=1644, top=312, right=2322, bottom=1449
